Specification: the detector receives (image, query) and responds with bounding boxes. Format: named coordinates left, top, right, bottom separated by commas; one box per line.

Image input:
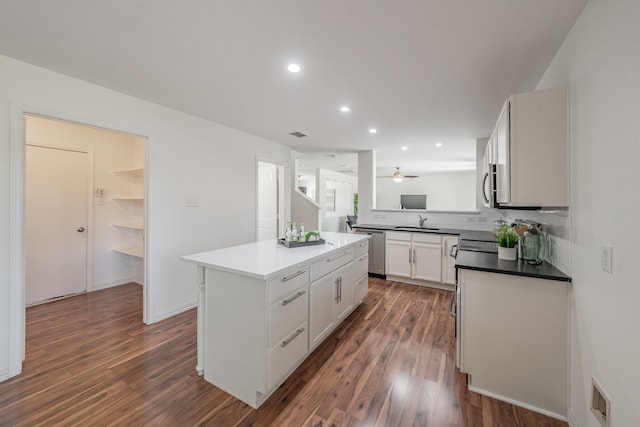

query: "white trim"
left=384, top=274, right=455, bottom=292
left=8, top=101, right=152, bottom=380
left=151, top=300, right=196, bottom=323
left=92, top=276, right=140, bottom=290
left=255, top=157, right=285, bottom=241
left=141, top=137, right=150, bottom=324
left=9, top=104, right=26, bottom=376
left=567, top=408, right=579, bottom=427
left=467, top=384, right=568, bottom=422
left=0, top=368, right=9, bottom=382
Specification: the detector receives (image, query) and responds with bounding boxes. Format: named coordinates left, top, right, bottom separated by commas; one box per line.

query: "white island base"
left=182, top=232, right=370, bottom=408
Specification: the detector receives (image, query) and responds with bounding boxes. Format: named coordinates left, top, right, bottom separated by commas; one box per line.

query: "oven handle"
left=449, top=287, right=457, bottom=318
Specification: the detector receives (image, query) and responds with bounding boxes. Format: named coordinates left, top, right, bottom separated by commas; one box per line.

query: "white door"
left=257, top=161, right=279, bottom=241
left=26, top=145, right=89, bottom=305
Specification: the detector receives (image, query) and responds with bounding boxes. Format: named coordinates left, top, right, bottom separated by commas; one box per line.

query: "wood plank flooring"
left=0, top=279, right=568, bottom=426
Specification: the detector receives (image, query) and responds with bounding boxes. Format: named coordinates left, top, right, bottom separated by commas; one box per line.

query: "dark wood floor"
left=0, top=279, right=568, bottom=426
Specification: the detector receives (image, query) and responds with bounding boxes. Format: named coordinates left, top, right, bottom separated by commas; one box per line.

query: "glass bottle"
left=285, top=222, right=292, bottom=242
left=522, top=229, right=545, bottom=265
left=300, top=223, right=305, bottom=241
left=291, top=222, right=298, bottom=242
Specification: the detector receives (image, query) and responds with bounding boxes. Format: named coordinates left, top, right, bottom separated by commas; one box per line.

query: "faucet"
left=418, top=214, right=428, bottom=227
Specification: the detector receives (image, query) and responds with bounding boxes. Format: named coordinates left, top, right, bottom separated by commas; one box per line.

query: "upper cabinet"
left=493, top=86, right=568, bottom=208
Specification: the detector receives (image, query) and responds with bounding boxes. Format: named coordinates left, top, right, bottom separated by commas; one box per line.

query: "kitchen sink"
left=394, top=226, right=440, bottom=232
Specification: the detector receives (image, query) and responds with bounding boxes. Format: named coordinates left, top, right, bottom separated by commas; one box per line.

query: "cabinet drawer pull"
left=282, top=290, right=306, bottom=306
left=358, top=254, right=368, bottom=261
left=327, top=251, right=349, bottom=262
left=281, top=328, right=305, bottom=347
left=281, top=270, right=306, bottom=282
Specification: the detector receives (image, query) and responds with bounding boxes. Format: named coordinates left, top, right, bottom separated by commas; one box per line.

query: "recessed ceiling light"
left=435, top=142, right=443, bottom=147
left=369, top=128, right=377, bottom=134
left=401, top=146, right=408, bottom=151
left=287, top=64, right=301, bottom=73
left=340, top=106, right=350, bottom=113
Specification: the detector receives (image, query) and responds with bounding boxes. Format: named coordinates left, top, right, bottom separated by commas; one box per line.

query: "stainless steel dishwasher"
left=354, top=228, right=386, bottom=277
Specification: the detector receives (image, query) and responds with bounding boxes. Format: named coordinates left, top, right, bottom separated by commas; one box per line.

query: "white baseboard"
left=567, top=408, right=580, bottom=427
left=91, top=276, right=139, bottom=290
left=152, top=300, right=197, bottom=323
left=0, top=368, right=9, bottom=382
left=385, top=274, right=455, bottom=291
left=468, top=384, right=568, bottom=422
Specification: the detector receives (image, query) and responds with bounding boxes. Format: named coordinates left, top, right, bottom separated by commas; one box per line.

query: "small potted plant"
left=494, top=224, right=519, bottom=260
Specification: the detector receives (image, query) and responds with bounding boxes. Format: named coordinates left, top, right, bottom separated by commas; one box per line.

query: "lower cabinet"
left=386, top=231, right=446, bottom=284
left=457, top=268, right=568, bottom=418
left=310, top=261, right=353, bottom=350
left=442, top=235, right=459, bottom=285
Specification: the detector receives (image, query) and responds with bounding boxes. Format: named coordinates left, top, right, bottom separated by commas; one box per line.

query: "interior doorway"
left=257, top=160, right=284, bottom=241
left=25, top=145, right=90, bottom=304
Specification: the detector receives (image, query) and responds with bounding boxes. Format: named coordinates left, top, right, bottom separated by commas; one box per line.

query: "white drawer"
left=386, top=231, right=411, bottom=241
left=354, top=274, right=368, bottom=303
left=413, top=233, right=442, bottom=244
left=269, top=287, right=308, bottom=348
left=310, top=247, right=354, bottom=282
left=354, top=252, right=369, bottom=281
left=354, top=239, right=369, bottom=257
left=268, top=321, right=308, bottom=391
left=268, top=267, right=309, bottom=303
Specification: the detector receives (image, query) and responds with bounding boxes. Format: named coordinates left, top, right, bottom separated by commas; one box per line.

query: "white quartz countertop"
left=181, top=232, right=370, bottom=280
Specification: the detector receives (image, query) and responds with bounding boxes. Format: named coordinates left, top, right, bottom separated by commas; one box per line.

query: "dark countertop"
left=352, top=223, right=496, bottom=242
left=455, top=250, right=572, bottom=282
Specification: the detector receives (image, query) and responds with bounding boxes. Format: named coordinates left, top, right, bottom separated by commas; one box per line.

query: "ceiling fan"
left=379, top=167, right=419, bottom=183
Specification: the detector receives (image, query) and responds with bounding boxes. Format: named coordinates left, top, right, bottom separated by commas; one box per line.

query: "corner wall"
left=0, top=54, right=291, bottom=380
left=536, top=0, right=640, bottom=425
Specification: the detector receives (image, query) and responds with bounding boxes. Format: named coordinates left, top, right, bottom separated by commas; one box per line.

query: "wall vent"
left=289, top=131, right=307, bottom=138
left=591, top=378, right=611, bottom=427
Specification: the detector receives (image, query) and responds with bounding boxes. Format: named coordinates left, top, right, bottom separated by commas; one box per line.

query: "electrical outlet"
left=601, top=245, right=613, bottom=274
left=591, top=378, right=610, bottom=427
left=186, top=197, right=199, bottom=207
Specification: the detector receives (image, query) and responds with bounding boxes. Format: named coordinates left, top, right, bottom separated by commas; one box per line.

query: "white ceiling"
left=0, top=1, right=587, bottom=174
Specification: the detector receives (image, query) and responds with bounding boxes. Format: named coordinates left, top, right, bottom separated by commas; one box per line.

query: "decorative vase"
left=522, top=231, right=545, bottom=265
left=498, top=246, right=517, bottom=260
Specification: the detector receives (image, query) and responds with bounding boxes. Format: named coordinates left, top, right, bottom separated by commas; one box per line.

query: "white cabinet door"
left=442, top=236, right=459, bottom=285
left=386, top=239, right=411, bottom=277
left=334, top=263, right=354, bottom=322
left=412, top=242, right=442, bottom=282
left=309, top=274, right=335, bottom=349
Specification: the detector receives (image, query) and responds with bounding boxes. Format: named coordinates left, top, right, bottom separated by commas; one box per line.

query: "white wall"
left=0, top=54, right=291, bottom=380
left=376, top=170, right=476, bottom=211
left=536, top=0, right=640, bottom=425
left=26, top=115, right=145, bottom=289
left=317, top=169, right=357, bottom=232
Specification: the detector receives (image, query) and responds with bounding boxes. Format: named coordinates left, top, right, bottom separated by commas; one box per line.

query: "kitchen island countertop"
left=181, top=231, right=370, bottom=280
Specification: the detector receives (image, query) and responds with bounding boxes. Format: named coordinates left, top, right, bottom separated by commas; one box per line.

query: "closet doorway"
left=24, top=115, right=147, bottom=305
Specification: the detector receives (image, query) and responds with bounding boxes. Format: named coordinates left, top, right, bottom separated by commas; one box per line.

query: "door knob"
left=77, top=227, right=85, bottom=232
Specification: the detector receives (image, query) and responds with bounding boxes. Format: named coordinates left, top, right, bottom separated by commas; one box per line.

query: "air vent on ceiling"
left=289, top=131, right=307, bottom=138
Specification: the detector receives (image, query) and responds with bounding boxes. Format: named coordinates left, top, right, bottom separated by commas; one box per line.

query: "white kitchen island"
left=181, top=232, right=370, bottom=408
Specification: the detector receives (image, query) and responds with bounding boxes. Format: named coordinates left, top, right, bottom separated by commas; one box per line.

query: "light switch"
left=601, top=245, right=613, bottom=274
